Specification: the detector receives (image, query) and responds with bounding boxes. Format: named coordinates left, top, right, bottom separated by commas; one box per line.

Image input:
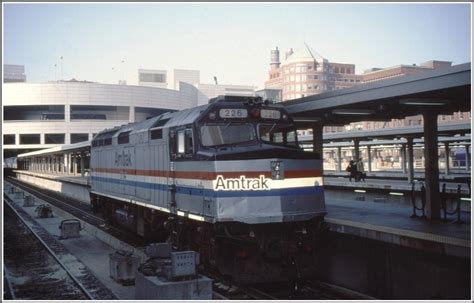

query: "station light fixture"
left=399, top=98, right=447, bottom=106
left=332, top=109, right=375, bottom=115
left=460, top=197, right=471, bottom=201
left=389, top=192, right=404, bottom=196
left=354, top=189, right=366, bottom=193
left=292, top=117, right=321, bottom=122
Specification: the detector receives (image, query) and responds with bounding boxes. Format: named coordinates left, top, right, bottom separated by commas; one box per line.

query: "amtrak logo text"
left=214, top=175, right=270, bottom=191
left=114, top=151, right=132, bottom=167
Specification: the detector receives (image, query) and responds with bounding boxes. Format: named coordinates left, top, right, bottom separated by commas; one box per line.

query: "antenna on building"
left=213, top=76, right=218, bottom=85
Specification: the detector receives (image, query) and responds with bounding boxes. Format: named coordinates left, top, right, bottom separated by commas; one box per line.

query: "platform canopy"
left=283, top=63, right=471, bottom=126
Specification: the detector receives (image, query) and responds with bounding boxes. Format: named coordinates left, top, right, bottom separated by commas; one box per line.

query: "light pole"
left=121, top=60, right=125, bottom=84
left=59, top=56, right=63, bottom=80
left=111, top=67, right=116, bottom=84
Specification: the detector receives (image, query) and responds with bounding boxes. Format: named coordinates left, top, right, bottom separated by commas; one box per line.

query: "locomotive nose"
left=212, top=158, right=325, bottom=224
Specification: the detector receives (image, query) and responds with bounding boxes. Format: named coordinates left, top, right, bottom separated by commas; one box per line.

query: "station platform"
left=13, top=170, right=89, bottom=186
left=325, top=170, right=471, bottom=182
left=324, top=176, right=470, bottom=195
left=324, top=198, right=470, bottom=258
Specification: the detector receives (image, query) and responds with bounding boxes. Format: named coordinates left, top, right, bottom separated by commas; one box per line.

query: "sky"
left=3, top=3, right=471, bottom=89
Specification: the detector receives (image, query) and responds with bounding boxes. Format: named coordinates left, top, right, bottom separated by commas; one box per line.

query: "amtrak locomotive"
left=90, top=96, right=327, bottom=283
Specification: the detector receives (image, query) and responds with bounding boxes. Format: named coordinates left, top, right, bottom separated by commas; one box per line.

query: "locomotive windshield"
left=200, top=123, right=256, bottom=146
left=259, top=124, right=298, bottom=148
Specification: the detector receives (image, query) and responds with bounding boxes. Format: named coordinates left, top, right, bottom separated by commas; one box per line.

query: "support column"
left=406, top=137, right=415, bottom=183
left=336, top=147, right=342, bottom=173
left=68, top=154, right=72, bottom=175
left=73, top=155, right=78, bottom=175
left=444, top=142, right=450, bottom=177
left=129, top=106, right=135, bottom=123
left=465, top=145, right=470, bottom=172
left=80, top=154, right=85, bottom=177
left=367, top=145, right=372, bottom=173
left=312, top=123, right=324, bottom=157
left=65, top=104, right=71, bottom=123
left=353, top=139, right=360, bottom=161
left=423, top=112, right=441, bottom=220
left=401, top=144, right=407, bottom=174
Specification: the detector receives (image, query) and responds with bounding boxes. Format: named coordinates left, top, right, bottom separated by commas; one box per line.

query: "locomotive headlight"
left=250, top=108, right=260, bottom=118
left=208, top=111, right=217, bottom=120
left=271, top=161, right=284, bottom=180
left=282, top=113, right=289, bottom=120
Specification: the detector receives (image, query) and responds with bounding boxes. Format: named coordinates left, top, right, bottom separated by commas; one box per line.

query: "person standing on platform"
left=356, top=158, right=365, bottom=181
left=346, top=160, right=357, bottom=182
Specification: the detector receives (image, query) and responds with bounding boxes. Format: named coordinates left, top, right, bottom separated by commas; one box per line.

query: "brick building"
left=264, top=45, right=362, bottom=101
left=264, top=47, right=469, bottom=131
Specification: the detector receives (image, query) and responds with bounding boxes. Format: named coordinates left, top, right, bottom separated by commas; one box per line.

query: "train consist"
left=22, top=95, right=327, bottom=283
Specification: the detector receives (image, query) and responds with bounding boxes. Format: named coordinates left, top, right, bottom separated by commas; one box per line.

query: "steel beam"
left=406, top=137, right=415, bottom=183
left=367, top=145, right=372, bottom=173
left=401, top=144, right=407, bottom=174
left=423, top=112, right=441, bottom=220
left=312, top=123, right=324, bottom=157
left=444, top=142, right=450, bottom=177
left=336, top=147, right=342, bottom=172
left=465, top=145, right=470, bottom=172
left=353, top=140, right=360, bottom=161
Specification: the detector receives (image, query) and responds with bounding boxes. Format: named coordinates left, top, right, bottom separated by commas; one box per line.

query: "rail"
left=4, top=196, right=95, bottom=300
left=6, top=177, right=104, bottom=226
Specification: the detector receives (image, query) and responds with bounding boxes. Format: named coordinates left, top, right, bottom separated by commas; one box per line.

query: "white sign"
left=219, top=108, right=248, bottom=118
left=260, top=109, right=281, bottom=119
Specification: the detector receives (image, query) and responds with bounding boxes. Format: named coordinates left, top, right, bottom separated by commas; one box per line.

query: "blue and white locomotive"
left=90, top=96, right=326, bottom=283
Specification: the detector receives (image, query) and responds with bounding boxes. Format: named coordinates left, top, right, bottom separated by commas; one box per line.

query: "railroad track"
left=6, top=177, right=102, bottom=224
left=209, top=270, right=376, bottom=300
left=208, top=270, right=279, bottom=300
left=304, top=280, right=377, bottom=299
left=4, top=195, right=116, bottom=300
left=6, top=177, right=148, bottom=247
left=5, top=177, right=376, bottom=300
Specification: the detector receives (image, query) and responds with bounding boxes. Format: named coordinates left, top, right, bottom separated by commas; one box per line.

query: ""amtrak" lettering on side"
left=214, top=175, right=270, bottom=191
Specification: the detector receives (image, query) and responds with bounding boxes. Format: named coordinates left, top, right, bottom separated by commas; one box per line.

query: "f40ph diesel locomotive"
left=90, top=96, right=327, bottom=283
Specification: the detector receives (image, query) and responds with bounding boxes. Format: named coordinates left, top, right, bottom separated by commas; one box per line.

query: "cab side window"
left=170, top=127, right=194, bottom=159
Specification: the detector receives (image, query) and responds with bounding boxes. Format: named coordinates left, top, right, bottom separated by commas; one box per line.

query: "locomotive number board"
left=260, top=109, right=281, bottom=119
left=219, top=108, right=248, bottom=118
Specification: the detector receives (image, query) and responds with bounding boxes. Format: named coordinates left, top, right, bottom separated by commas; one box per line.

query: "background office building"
left=361, top=60, right=453, bottom=83
left=3, top=79, right=201, bottom=158
left=356, top=60, right=470, bottom=131
left=4, top=64, right=26, bottom=83
left=3, top=64, right=257, bottom=157
left=138, top=68, right=256, bottom=105
left=264, top=46, right=469, bottom=132
left=264, top=45, right=362, bottom=101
